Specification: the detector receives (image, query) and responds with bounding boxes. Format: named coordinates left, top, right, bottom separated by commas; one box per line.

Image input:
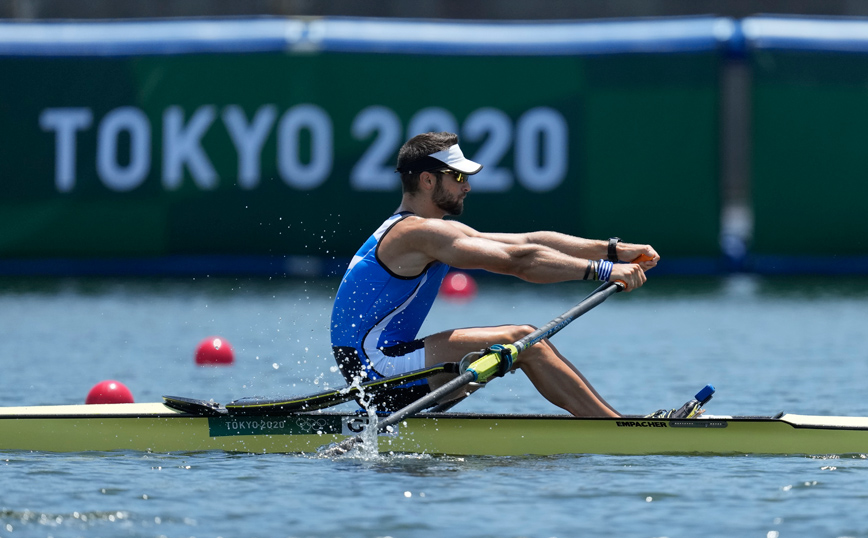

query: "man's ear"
left=419, top=171, right=436, bottom=191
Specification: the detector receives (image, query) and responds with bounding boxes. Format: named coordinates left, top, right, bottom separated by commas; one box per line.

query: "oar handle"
left=613, top=253, right=654, bottom=290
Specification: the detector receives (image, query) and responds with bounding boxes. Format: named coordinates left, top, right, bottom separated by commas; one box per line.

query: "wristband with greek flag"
left=597, top=259, right=614, bottom=282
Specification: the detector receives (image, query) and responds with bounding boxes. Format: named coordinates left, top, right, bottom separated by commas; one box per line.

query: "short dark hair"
left=396, top=132, right=458, bottom=194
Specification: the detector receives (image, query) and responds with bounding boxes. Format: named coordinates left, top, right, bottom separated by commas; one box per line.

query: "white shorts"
left=366, top=339, right=426, bottom=377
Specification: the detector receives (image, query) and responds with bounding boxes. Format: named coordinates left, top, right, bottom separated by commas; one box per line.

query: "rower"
left=329, top=131, right=660, bottom=417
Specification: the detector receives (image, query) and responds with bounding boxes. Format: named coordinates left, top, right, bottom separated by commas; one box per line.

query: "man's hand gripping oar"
left=319, top=281, right=625, bottom=457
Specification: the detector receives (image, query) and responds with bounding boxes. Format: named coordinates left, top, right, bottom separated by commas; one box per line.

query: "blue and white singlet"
left=330, top=212, right=449, bottom=385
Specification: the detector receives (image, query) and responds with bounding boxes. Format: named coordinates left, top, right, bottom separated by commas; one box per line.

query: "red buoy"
left=195, top=336, right=235, bottom=366
left=85, top=380, right=134, bottom=404
left=440, top=271, right=478, bottom=301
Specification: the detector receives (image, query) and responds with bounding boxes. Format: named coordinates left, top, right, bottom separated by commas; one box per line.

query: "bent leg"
left=423, top=325, right=620, bottom=417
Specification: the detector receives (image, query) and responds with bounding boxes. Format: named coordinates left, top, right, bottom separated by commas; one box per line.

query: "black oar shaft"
left=396, top=285, right=617, bottom=420
left=515, top=282, right=621, bottom=353
left=378, top=371, right=476, bottom=431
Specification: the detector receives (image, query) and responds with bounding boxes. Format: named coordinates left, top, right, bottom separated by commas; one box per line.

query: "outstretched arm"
left=453, top=225, right=660, bottom=271
left=380, top=218, right=653, bottom=290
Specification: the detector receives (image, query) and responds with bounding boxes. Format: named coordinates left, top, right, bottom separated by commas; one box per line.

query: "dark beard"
left=432, top=177, right=464, bottom=216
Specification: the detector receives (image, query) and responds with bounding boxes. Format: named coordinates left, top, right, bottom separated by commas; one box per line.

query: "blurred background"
left=6, top=1, right=868, bottom=20
left=1, top=3, right=866, bottom=278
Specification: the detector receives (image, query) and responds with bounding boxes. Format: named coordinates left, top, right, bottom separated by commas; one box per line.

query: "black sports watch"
left=607, top=237, right=621, bottom=262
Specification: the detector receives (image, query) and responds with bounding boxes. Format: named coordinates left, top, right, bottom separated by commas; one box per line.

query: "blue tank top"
left=330, top=212, right=450, bottom=370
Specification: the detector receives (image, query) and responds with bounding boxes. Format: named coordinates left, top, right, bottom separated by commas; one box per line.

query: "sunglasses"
left=436, top=169, right=469, bottom=183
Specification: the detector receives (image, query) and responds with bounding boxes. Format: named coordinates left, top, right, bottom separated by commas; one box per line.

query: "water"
left=1, top=274, right=867, bottom=538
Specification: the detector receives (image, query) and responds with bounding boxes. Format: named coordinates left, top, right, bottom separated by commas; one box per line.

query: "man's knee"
left=504, top=324, right=537, bottom=342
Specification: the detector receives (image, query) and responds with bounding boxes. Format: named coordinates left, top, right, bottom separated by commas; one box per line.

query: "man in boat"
left=330, top=131, right=658, bottom=417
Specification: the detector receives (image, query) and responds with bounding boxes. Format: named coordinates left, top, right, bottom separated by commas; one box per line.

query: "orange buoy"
left=440, top=271, right=478, bottom=301
left=85, top=380, right=134, bottom=404
left=195, top=336, right=235, bottom=366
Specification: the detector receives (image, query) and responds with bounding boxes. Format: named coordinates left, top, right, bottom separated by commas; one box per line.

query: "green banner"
left=0, top=28, right=723, bottom=267
left=751, top=51, right=868, bottom=256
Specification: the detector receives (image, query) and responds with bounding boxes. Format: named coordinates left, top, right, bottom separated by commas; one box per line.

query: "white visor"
left=429, top=145, right=483, bottom=175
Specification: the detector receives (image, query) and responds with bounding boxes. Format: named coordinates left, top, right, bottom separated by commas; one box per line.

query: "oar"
left=321, top=281, right=624, bottom=456
left=224, top=362, right=458, bottom=415
left=163, top=363, right=459, bottom=416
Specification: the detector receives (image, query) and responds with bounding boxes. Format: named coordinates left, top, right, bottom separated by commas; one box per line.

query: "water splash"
left=344, top=386, right=381, bottom=459
left=355, top=401, right=381, bottom=459
left=316, top=375, right=384, bottom=459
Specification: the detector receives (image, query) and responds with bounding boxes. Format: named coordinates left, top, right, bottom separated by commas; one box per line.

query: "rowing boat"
left=1, top=400, right=867, bottom=456
left=4, top=285, right=863, bottom=457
